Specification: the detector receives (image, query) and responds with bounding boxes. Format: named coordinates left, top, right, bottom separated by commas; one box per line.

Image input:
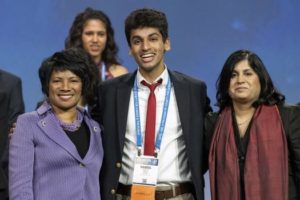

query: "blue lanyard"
left=133, top=76, right=171, bottom=156
left=101, top=62, right=106, bottom=81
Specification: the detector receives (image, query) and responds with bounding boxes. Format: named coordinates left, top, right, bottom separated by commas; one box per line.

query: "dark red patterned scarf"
left=209, top=105, right=288, bottom=200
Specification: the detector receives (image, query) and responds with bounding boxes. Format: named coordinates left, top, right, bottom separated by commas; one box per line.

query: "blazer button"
left=79, top=163, right=85, bottom=168
left=111, top=189, right=116, bottom=194
left=93, top=126, right=98, bottom=132
left=116, top=162, right=121, bottom=168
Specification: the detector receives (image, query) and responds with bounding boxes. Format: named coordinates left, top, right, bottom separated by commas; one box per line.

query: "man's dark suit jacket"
left=92, top=70, right=211, bottom=200
left=0, top=69, right=24, bottom=198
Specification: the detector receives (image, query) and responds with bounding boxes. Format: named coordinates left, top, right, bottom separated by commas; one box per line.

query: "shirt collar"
left=136, top=65, right=169, bottom=88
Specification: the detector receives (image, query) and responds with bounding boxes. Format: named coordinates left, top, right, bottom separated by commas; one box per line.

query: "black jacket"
left=92, top=70, right=211, bottom=200
left=0, top=69, right=24, bottom=198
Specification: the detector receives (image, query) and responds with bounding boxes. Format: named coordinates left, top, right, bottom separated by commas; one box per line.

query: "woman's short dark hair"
left=125, top=8, right=169, bottom=46
left=39, top=48, right=99, bottom=105
left=65, top=7, right=120, bottom=66
left=216, top=49, right=285, bottom=111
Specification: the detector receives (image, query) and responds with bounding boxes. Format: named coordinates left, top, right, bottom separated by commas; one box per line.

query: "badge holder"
left=131, top=154, right=159, bottom=200
left=131, top=78, right=171, bottom=200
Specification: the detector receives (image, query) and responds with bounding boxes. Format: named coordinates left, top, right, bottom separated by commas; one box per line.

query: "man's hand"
left=9, top=122, right=16, bottom=140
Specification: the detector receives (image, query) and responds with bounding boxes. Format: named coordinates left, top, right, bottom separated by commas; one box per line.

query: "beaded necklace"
left=51, top=109, right=83, bottom=132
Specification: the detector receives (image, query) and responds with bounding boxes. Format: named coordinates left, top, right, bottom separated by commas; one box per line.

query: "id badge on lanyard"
left=131, top=155, right=158, bottom=200
left=131, top=77, right=171, bottom=200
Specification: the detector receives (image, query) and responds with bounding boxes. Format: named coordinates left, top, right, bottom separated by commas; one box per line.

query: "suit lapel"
left=82, top=115, right=101, bottom=162
left=114, top=70, right=191, bottom=150
left=38, top=114, right=82, bottom=161
left=116, top=72, right=136, bottom=149
left=169, top=71, right=191, bottom=141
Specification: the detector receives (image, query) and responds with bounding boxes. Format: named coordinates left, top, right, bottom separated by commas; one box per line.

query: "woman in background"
left=206, top=49, right=300, bottom=200
left=9, top=48, right=103, bottom=200
left=65, top=7, right=128, bottom=81
left=65, top=7, right=128, bottom=107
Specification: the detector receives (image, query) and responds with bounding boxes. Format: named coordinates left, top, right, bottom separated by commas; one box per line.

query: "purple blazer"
left=9, top=103, right=103, bottom=200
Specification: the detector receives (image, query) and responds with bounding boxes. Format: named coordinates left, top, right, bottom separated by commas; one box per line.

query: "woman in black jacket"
left=205, top=49, right=300, bottom=200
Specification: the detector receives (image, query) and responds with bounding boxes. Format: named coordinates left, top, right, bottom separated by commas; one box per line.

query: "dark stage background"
left=1, top=0, right=299, bottom=198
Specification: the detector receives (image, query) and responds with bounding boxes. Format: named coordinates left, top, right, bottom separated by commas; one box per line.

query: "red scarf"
left=209, top=105, right=288, bottom=200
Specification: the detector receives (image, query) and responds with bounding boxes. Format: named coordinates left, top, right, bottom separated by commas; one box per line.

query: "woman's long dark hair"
left=216, top=49, right=285, bottom=111
left=65, top=7, right=120, bottom=67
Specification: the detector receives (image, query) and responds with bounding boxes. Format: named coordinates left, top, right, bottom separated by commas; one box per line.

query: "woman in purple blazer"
left=9, top=48, right=103, bottom=200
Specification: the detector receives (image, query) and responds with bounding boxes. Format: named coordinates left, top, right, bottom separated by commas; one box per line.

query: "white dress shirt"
left=119, top=67, right=192, bottom=185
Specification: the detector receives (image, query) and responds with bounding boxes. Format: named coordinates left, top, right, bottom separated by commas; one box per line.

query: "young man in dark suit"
left=0, top=69, right=24, bottom=199
left=92, top=8, right=211, bottom=200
